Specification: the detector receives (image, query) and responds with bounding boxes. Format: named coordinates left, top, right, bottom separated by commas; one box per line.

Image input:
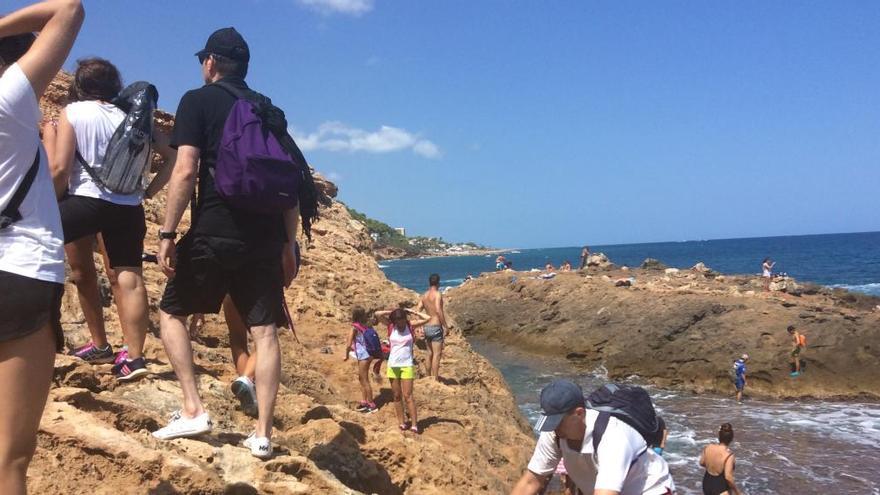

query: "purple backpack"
left=212, top=82, right=300, bottom=213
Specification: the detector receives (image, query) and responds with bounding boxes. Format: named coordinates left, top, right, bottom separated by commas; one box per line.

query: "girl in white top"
left=376, top=307, right=430, bottom=434
left=42, top=57, right=174, bottom=380
left=761, top=257, right=775, bottom=292
left=343, top=306, right=379, bottom=413
left=0, top=2, right=84, bottom=492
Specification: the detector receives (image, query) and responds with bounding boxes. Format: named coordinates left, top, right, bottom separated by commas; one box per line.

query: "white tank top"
left=65, top=100, right=142, bottom=205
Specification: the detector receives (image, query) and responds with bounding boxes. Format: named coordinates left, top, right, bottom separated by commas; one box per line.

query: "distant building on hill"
left=394, top=227, right=406, bottom=236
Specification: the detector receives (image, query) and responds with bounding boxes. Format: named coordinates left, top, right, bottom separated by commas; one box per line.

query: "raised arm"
left=374, top=310, right=392, bottom=326
left=406, top=309, right=431, bottom=328
left=0, top=0, right=84, bottom=98
left=46, top=110, right=75, bottom=198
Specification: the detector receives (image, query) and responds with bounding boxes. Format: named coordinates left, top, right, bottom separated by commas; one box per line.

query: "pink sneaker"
left=114, top=347, right=129, bottom=366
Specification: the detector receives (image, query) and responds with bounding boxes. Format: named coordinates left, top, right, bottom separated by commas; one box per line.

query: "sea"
left=379, top=231, right=880, bottom=494
left=379, top=231, right=880, bottom=296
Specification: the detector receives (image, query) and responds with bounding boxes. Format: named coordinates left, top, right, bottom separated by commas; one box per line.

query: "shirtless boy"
left=417, top=273, right=448, bottom=381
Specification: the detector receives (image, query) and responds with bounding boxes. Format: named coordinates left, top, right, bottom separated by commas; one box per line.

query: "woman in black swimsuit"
left=699, top=423, right=742, bottom=495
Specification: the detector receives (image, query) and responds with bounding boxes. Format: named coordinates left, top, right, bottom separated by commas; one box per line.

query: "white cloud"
left=293, top=122, right=442, bottom=159
left=297, top=0, right=373, bottom=16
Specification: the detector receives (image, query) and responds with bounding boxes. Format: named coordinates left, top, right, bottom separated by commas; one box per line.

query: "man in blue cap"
left=511, top=379, right=675, bottom=495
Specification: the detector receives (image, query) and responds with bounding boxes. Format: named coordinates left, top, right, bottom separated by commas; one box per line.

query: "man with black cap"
left=152, top=27, right=300, bottom=460
left=511, top=380, right=675, bottom=495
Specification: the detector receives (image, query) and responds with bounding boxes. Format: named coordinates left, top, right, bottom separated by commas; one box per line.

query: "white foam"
left=829, top=282, right=880, bottom=296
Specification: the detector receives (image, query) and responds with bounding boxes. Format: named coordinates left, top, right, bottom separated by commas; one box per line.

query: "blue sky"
left=16, top=0, right=880, bottom=248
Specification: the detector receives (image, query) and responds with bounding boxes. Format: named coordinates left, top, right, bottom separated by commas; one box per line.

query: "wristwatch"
left=158, top=230, right=177, bottom=241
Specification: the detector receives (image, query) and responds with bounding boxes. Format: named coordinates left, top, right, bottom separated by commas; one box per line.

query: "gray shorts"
left=424, top=324, right=444, bottom=343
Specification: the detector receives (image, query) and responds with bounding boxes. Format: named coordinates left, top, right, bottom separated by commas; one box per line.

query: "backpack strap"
left=0, top=149, right=40, bottom=229
left=73, top=148, right=108, bottom=190
left=591, top=411, right=648, bottom=468
left=211, top=80, right=249, bottom=101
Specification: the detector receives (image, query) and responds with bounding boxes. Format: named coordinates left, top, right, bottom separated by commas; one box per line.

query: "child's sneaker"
left=70, top=342, right=114, bottom=364
left=112, top=356, right=149, bottom=382
left=231, top=376, right=258, bottom=417
left=367, top=401, right=378, bottom=413
left=355, top=401, right=370, bottom=413
left=114, top=346, right=129, bottom=366
left=243, top=432, right=273, bottom=459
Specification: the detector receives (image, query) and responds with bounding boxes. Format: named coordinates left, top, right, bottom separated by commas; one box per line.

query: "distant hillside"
left=345, top=205, right=496, bottom=259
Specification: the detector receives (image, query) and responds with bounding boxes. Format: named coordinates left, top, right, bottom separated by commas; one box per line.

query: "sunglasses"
left=198, top=53, right=212, bottom=64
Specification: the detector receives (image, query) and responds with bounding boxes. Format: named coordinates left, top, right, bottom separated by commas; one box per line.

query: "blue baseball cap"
left=535, top=380, right=586, bottom=432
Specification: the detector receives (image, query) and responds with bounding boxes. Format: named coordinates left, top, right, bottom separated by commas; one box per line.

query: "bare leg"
left=425, top=344, right=434, bottom=378
left=357, top=359, right=373, bottom=403
left=390, top=378, right=404, bottom=425
left=251, top=324, right=280, bottom=439
left=66, top=236, right=107, bottom=348
left=97, top=234, right=125, bottom=344
left=430, top=340, right=444, bottom=381
left=224, top=298, right=252, bottom=378
left=114, top=268, right=148, bottom=360
left=402, top=378, right=418, bottom=426
left=159, top=310, right=205, bottom=418
left=0, top=324, right=56, bottom=495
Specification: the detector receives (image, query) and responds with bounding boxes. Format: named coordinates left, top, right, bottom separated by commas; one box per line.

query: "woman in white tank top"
left=42, top=57, right=175, bottom=381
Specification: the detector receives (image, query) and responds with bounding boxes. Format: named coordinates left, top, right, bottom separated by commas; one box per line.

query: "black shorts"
left=160, top=235, right=286, bottom=328
left=0, top=270, right=64, bottom=352
left=59, top=195, right=146, bottom=268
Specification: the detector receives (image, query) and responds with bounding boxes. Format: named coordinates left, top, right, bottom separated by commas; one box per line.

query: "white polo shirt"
left=0, top=64, right=65, bottom=283
left=527, top=409, right=675, bottom=495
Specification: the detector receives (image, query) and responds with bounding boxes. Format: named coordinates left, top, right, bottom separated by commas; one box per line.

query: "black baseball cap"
left=535, top=379, right=586, bottom=432
left=195, top=27, right=249, bottom=63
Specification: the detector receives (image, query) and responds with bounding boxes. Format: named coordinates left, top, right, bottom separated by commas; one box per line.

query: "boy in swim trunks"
left=787, top=325, right=805, bottom=376
left=417, top=273, right=449, bottom=382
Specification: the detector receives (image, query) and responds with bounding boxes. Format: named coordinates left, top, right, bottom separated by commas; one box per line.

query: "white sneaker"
left=243, top=432, right=273, bottom=459
left=231, top=376, right=258, bottom=417
left=152, top=411, right=212, bottom=440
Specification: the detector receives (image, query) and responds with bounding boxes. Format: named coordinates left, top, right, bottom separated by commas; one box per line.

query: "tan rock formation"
left=447, top=267, right=880, bottom=400
left=31, top=74, right=532, bottom=493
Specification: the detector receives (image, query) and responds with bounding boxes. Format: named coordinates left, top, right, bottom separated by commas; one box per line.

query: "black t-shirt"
left=170, top=76, right=285, bottom=242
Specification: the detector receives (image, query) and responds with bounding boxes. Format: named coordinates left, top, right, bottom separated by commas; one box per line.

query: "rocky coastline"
left=446, top=255, right=880, bottom=401
left=30, top=74, right=533, bottom=494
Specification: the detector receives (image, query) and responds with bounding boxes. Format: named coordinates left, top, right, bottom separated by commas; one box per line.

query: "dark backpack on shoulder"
left=586, top=383, right=659, bottom=459
left=76, top=82, right=158, bottom=195
left=210, top=82, right=319, bottom=240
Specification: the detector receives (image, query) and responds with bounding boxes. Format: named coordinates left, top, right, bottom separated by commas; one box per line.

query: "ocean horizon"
left=381, top=231, right=880, bottom=296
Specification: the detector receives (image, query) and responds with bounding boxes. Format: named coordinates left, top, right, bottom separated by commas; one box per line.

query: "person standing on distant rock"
left=0, top=2, right=84, bottom=492
left=732, top=354, right=748, bottom=403
left=376, top=307, right=430, bottom=434
left=579, top=246, right=591, bottom=270
left=344, top=306, right=378, bottom=413
left=649, top=416, right=668, bottom=456
left=152, top=28, right=312, bottom=459
left=511, top=380, right=675, bottom=495
left=699, top=423, right=742, bottom=495
left=761, top=257, right=775, bottom=291
left=43, top=57, right=176, bottom=381
left=787, top=325, right=805, bottom=377
left=417, top=273, right=449, bottom=381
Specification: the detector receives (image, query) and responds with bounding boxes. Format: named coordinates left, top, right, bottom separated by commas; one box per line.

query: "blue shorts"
left=424, top=324, right=444, bottom=343
left=735, top=377, right=745, bottom=391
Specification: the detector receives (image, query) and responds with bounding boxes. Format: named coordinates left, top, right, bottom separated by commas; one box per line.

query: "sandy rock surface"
left=447, top=267, right=880, bottom=400
left=31, top=74, right=532, bottom=493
